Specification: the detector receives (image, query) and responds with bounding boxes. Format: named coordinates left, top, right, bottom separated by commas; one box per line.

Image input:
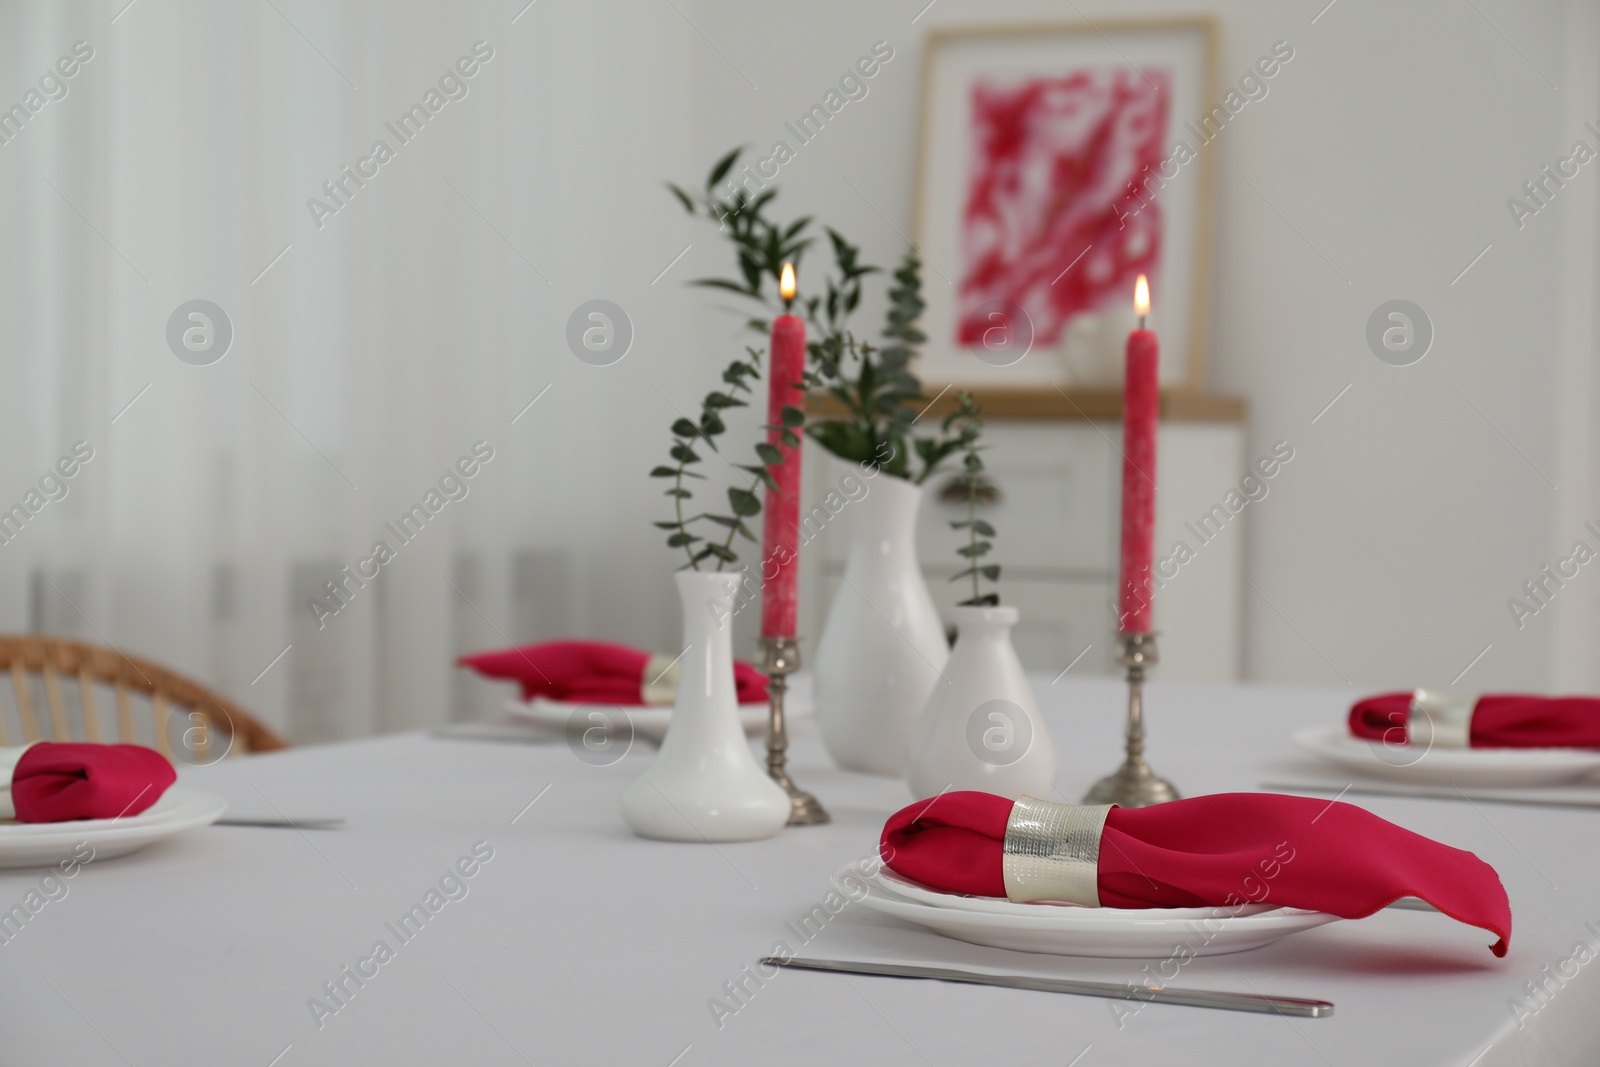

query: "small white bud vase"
left=905, top=605, right=1057, bottom=800
left=815, top=476, right=950, bottom=776
left=620, top=571, right=790, bottom=842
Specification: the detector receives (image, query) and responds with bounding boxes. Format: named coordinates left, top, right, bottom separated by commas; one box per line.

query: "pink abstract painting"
left=957, top=68, right=1170, bottom=347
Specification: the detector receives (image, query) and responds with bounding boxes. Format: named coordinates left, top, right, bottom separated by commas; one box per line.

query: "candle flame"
left=1134, top=274, right=1150, bottom=317
left=780, top=262, right=797, bottom=302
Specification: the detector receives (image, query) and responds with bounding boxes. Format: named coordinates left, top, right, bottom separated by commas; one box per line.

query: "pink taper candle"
left=1117, top=274, right=1158, bottom=633
left=760, top=263, right=806, bottom=638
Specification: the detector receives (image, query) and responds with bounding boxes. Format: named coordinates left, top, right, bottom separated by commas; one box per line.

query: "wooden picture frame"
left=912, top=18, right=1220, bottom=392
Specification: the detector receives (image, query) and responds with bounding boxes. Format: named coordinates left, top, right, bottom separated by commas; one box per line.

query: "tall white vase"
left=814, top=476, right=949, bottom=776
left=620, top=571, right=789, bottom=842
left=905, top=605, right=1057, bottom=800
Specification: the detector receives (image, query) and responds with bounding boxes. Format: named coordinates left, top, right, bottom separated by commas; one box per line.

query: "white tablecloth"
left=2, top=674, right=1595, bottom=1066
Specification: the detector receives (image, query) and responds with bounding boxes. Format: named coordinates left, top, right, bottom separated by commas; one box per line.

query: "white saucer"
left=505, top=696, right=810, bottom=741
left=1293, top=724, right=1600, bottom=787
left=0, top=788, right=227, bottom=869
left=872, top=866, right=1280, bottom=920
left=846, top=862, right=1340, bottom=958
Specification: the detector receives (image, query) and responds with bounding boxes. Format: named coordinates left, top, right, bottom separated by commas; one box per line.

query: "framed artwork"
left=912, top=19, right=1218, bottom=390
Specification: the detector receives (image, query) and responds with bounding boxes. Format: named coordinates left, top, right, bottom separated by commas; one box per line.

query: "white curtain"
left=0, top=0, right=709, bottom=741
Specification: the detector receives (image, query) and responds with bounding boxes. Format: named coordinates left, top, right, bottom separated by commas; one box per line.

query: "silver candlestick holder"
left=1083, top=630, right=1180, bottom=808
left=760, top=636, right=829, bottom=826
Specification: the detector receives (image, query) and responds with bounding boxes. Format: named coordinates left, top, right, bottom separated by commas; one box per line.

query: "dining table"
left=1, top=672, right=1594, bottom=1066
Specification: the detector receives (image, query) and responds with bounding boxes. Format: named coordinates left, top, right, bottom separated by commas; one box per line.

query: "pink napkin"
left=459, top=640, right=769, bottom=704
left=11, top=743, right=175, bottom=822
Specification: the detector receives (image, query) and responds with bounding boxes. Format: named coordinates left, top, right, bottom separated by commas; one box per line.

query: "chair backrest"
left=0, top=636, right=286, bottom=763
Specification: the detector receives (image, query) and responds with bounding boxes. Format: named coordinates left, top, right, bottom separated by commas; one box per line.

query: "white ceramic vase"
left=1059, top=306, right=1140, bottom=389
left=814, top=475, right=949, bottom=776
left=905, top=604, right=1057, bottom=800
left=620, top=571, right=789, bottom=842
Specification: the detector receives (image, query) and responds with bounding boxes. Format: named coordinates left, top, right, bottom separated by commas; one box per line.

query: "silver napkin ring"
left=640, top=654, right=681, bottom=706
left=0, top=743, right=38, bottom=820
left=1409, top=689, right=1477, bottom=749
left=1001, top=796, right=1113, bottom=907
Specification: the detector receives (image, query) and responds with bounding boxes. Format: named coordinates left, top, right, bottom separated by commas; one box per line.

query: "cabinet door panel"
left=919, top=424, right=1114, bottom=574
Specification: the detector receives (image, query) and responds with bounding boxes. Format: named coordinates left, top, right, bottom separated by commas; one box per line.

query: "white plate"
left=846, top=862, right=1340, bottom=958
left=505, top=696, right=810, bottom=741
left=1293, top=724, right=1600, bottom=787
left=871, top=866, right=1280, bottom=920
left=0, top=787, right=227, bottom=869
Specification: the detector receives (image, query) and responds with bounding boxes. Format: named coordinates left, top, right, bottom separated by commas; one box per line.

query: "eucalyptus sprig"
left=668, top=147, right=813, bottom=307
left=943, top=390, right=1000, bottom=607
left=649, top=348, right=803, bottom=571
left=669, top=147, right=983, bottom=487
left=803, top=244, right=917, bottom=479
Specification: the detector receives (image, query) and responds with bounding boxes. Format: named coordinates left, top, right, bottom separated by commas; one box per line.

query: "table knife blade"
left=761, top=956, right=1333, bottom=1018
left=1262, top=780, right=1600, bottom=811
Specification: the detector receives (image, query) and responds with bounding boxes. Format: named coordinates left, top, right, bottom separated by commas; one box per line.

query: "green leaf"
left=981, top=564, right=1001, bottom=581
left=972, top=519, right=996, bottom=536
left=664, top=488, right=692, bottom=499
left=748, top=189, right=777, bottom=217
left=653, top=520, right=682, bottom=529
left=780, top=405, right=805, bottom=427
left=754, top=442, right=784, bottom=465
left=958, top=593, right=1001, bottom=607
left=666, top=533, right=699, bottom=547
left=704, top=543, right=737, bottom=563
left=671, top=418, right=699, bottom=438
left=727, top=487, right=761, bottom=516
left=738, top=252, right=762, bottom=292
left=707, top=147, right=742, bottom=189
left=699, top=412, right=726, bottom=437
left=734, top=521, right=758, bottom=542
left=666, top=183, right=695, bottom=213
left=879, top=442, right=911, bottom=480
left=649, top=466, right=680, bottom=478
left=807, top=420, right=875, bottom=465
left=956, top=542, right=991, bottom=558
left=670, top=444, right=700, bottom=464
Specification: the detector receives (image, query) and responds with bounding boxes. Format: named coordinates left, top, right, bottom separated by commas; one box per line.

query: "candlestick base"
left=760, top=637, right=830, bottom=826
left=1082, top=631, right=1180, bottom=809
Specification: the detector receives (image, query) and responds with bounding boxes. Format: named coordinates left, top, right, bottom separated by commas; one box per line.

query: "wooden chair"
left=0, top=636, right=287, bottom=763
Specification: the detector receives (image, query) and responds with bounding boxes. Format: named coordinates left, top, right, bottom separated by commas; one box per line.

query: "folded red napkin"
left=7, top=743, right=175, bottom=823
left=1351, top=692, right=1600, bottom=749
left=457, top=640, right=769, bottom=705
left=881, top=791, right=1511, bottom=957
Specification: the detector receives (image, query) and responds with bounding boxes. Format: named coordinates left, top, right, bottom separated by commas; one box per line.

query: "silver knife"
left=1261, top=780, right=1600, bottom=811
left=762, top=957, right=1333, bottom=1017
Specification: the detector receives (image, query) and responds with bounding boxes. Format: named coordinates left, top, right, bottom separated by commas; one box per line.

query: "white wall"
left=0, top=0, right=1593, bottom=743
left=684, top=0, right=1599, bottom=692
left=0, top=0, right=709, bottom=738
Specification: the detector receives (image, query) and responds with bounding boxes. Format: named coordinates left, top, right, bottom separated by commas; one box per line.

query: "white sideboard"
left=795, top=394, right=1248, bottom=682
